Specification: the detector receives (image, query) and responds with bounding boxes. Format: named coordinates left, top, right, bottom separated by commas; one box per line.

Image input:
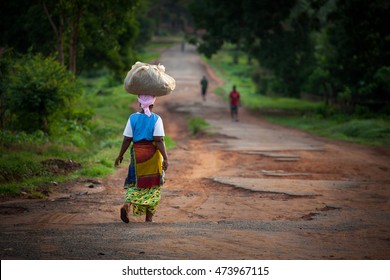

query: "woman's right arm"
left=115, top=136, right=133, bottom=167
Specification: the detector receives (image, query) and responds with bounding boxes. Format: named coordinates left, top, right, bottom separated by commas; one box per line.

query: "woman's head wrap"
left=138, top=95, right=156, bottom=117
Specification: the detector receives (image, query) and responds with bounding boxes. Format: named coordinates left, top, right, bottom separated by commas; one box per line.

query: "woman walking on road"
left=115, top=95, right=168, bottom=223
left=115, top=62, right=175, bottom=223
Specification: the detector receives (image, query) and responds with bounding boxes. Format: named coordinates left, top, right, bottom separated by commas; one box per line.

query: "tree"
left=41, top=0, right=66, bottom=66
left=1, top=0, right=143, bottom=76
left=190, top=0, right=315, bottom=97
left=0, top=49, right=14, bottom=130
left=326, top=0, right=389, bottom=112
left=78, top=0, right=141, bottom=77
left=0, top=0, right=54, bottom=56
left=147, top=0, right=196, bottom=35
left=252, top=1, right=317, bottom=96
left=40, top=0, right=142, bottom=75
left=191, top=0, right=389, bottom=112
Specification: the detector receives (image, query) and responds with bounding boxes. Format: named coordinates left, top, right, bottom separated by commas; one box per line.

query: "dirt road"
left=1, top=44, right=389, bottom=260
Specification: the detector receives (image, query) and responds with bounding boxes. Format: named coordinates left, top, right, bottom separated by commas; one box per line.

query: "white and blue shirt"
left=123, top=112, right=165, bottom=142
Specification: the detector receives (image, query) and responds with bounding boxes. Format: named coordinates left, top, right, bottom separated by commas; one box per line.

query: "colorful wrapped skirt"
left=124, top=141, right=164, bottom=216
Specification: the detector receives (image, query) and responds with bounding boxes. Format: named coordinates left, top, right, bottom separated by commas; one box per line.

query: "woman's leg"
left=145, top=208, right=153, bottom=222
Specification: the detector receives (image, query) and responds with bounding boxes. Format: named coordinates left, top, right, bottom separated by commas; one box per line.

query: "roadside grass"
left=203, top=44, right=390, bottom=146
left=188, top=117, right=210, bottom=136
left=268, top=116, right=390, bottom=146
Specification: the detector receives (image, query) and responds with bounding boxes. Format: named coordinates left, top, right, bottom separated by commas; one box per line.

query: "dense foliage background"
left=190, top=0, right=389, bottom=114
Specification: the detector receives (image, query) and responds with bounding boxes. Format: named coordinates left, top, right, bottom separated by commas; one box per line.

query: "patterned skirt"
left=124, top=141, right=164, bottom=216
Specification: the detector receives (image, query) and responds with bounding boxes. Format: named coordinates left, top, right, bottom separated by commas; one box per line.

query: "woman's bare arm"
left=154, top=136, right=168, bottom=171
left=115, top=136, right=133, bottom=167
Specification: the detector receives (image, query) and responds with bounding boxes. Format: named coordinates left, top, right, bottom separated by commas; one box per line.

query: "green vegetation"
left=5, top=53, right=82, bottom=133
left=1, top=0, right=143, bottom=76
left=268, top=117, right=390, bottom=147
left=191, top=0, right=389, bottom=115
left=1, top=1, right=193, bottom=78
left=0, top=71, right=124, bottom=196
left=204, top=46, right=322, bottom=114
left=193, top=0, right=389, bottom=146
left=188, top=117, right=210, bottom=136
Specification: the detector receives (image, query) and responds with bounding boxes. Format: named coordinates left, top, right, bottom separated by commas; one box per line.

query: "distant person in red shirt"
left=229, top=85, right=240, bottom=121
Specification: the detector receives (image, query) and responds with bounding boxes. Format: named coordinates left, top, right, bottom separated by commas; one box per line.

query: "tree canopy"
left=1, top=0, right=142, bottom=76
left=190, top=0, right=389, bottom=113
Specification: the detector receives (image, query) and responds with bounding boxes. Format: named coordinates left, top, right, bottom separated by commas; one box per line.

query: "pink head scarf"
left=138, top=95, right=156, bottom=117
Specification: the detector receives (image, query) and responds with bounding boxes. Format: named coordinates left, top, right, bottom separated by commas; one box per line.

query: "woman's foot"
left=120, top=205, right=130, bottom=223
left=145, top=211, right=153, bottom=222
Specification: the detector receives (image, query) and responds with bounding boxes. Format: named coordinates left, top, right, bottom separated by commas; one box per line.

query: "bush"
left=6, top=53, right=81, bottom=133
left=0, top=130, right=49, bottom=146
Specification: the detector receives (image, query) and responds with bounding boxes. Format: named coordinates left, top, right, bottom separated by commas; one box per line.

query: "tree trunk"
left=322, top=80, right=329, bottom=106
left=68, top=26, right=77, bottom=74
left=0, top=94, right=6, bottom=129
left=57, top=16, right=64, bottom=66
left=330, top=83, right=335, bottom=105
left=247, top=55, right=252, bottom=65
left=68, top=8, right=82, bottom=74
left=42, top=115, right=49, bottom=134
left=41, top=0, right=64, bottom=66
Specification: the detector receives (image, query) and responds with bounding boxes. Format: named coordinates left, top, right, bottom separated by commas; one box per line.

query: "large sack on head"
left=124, top=62, right=176, bottom=96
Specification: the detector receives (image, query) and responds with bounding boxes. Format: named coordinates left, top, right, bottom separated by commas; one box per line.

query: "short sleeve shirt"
left=123, top=112, right=165, bottom=142
left=229, top=91, right=240, bottom=106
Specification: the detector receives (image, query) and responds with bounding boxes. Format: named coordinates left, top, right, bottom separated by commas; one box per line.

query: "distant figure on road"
left=200, top=75, right=208, bottom=101
left=229, top=85, right=241, bottom=121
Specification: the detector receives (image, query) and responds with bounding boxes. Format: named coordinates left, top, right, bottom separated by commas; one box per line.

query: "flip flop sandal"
left=120, top=207, right=129, bottom=223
